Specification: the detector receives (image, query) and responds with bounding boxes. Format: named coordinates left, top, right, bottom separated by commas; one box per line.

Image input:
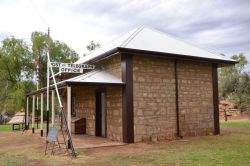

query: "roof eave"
left=26, top=81, right=125, bottom=97
left=66, top=81, right=125, bottom=86
left=26, top=82, right=67, bottom=96
left=117, top=47, right=237, bottom=67
left=79, top=47, right=236, bottom=67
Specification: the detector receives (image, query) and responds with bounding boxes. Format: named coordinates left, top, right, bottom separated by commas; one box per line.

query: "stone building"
left=26, top=26, right=236, bottom=143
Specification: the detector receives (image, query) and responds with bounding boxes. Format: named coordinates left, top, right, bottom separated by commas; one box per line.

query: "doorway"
left=95, top=91, right=106, bottom=137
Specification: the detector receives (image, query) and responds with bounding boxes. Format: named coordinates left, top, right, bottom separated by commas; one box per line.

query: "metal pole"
left=47, top=53, right=62, bottom=107
left=36, top=65, right=39, bottom=129
left=46, top=27, right=50, bottom=135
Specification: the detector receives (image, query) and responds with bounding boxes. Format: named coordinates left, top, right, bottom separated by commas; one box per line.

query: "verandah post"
left=67, top=86, right=72, bottom=134
left=41, top=93, right=44, bottom=137
left=32, top=95, right=35, bottom=133
left=52, top=90, right=55, bottom=127
left=26, top=96, right=29, bottom=129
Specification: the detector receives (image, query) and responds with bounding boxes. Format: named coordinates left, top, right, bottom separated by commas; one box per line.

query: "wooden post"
left=121, top=53, right=134, bottom=143
left=41, top=93, right=44, bottom=137
left=26, top=97, right=29, bottom=129
left=52, top=90, right=55, bottom=127
left=224, top=109, right=227, bottom=122
left=67, top=86, right=71, bottom=134
left=32, top=95, right=35, bottom=133
left=212, top=63, right=220, bottom=135
left=36, top=95, right=39, bottom=129
left=174, top=60, right=181, bottom=137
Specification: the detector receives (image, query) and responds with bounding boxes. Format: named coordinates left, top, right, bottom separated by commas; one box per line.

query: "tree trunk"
left=224, top=109, right=228, bottom=121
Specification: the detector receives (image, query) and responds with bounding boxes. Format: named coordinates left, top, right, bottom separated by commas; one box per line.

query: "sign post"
left=46, top=58, right=94, bottom=156
left=46, top=28, right=50, bottom=136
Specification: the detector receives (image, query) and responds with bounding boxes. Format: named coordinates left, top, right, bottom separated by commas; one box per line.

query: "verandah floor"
left=72, top=134, right=126, bottom=148
left=24, top=128, right=125, bottom=149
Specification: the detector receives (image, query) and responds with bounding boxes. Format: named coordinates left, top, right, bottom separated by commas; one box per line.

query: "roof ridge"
left=120, top=25, right=144, bottom=47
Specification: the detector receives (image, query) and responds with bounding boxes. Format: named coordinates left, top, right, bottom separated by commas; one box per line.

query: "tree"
left=219, top=53, right=250, bottom=109
left=0, top=37, right=34, bottom=115
left=0, top=37, right=33, bottom=83
left=86, top=41, right=100, bottom=52
left=83, top=41, right=100, bottom=56
left=0, top=32, right=79, bottom=115
left=31, top=32, right=79, bottom=87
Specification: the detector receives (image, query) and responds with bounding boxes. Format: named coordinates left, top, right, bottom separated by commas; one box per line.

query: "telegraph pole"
left=46, top=27, right=50, bottom=135
left=36, top=65, right=39, bottom=129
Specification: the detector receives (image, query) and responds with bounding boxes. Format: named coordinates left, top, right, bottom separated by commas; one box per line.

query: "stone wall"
left=95, top=54, right=121, bottom=79
left=72, top=86, right=95, bottom=135
left=69, top=86, right=122, bottom=141
left=61, top=53, right=214, bottom=142
left=60, top=54, right=121, bottom=81
left=178, top=61, right=214, bottom=136
left=133, top=55, right=177, bottom=142
left=133, top=55, right=214, bottom=142
left=106, top=87, right=123, bottom=141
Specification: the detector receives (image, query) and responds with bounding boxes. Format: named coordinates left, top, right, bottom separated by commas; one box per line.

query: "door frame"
left=95, top=89, right=107, bottom=137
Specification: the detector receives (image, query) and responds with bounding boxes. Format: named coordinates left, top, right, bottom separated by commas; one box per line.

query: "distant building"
left=27, top=26, right=236, bottom=143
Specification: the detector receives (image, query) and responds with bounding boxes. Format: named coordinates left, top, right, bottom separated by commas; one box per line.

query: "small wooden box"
left=71, top=118, right=86, bottom=134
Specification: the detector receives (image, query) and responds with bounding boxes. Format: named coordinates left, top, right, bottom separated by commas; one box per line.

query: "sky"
left=0, top=0, right=249, bottom=60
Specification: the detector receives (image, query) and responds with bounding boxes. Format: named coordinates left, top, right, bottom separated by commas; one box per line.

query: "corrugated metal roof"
left=76, top=25, right=235, bottom=64
left=61, top=70, right=124, bottom=84
left=8, top=112, right=25, bottom=124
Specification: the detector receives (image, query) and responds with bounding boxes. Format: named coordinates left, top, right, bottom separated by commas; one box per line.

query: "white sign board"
left=60, top=67, right=83, bottom=73
left=60, top=63, right=95, bottom=70
left=51, top=62, right=61, bottom=68
left=50, top=62, right=95, bottom=73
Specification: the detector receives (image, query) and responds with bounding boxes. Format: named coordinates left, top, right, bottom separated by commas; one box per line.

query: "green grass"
left=87, top=121, right=250, bottom=166
left=0, top=125, right=13, bottom=131
left=220, top=121, right=250, bottom=128
left=0, top=124, right=42, bottom=132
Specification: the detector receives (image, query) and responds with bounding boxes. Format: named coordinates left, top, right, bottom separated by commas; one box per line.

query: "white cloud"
left=0, top=0, right=249, bottom=58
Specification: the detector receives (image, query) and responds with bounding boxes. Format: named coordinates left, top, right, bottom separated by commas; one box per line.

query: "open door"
left=95, top=91, right=106, bottom=137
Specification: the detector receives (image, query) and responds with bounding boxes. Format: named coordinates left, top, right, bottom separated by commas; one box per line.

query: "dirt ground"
left=220, top=114, right=249, bottom=122
left=0, top=130, right=153, bottom=165
left=0, top=131, right=152, bottom=155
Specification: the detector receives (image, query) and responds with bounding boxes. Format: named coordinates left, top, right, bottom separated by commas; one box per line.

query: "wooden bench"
left=12, top=123, right=25, bottom=130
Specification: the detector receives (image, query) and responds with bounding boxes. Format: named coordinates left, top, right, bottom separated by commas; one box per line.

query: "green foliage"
left=219, top=53, right=250, bottom=109
left=0, top=37, right=33, bottom=83
left=0, top=32, right=79, bottom=115
left=0, top=37, right=34, bottom=115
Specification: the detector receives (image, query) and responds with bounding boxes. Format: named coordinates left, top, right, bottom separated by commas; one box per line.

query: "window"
left=71, top=96, right=76, bottom=117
